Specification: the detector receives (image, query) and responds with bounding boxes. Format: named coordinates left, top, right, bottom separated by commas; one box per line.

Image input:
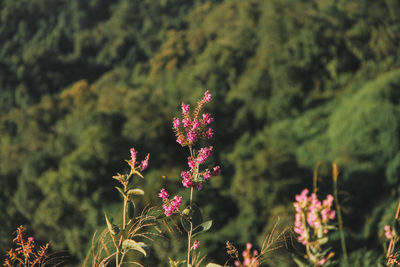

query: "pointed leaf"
left=105, top=212, right=119, bottom=235
left=122, top=240, right=148, bottom=257
left=181, top=217, right=191, bottom=233
left=127, top=188, right=145, bottom=196
left=292, top=254, right=309, bottom=267
left=115, top=186, right=126, bottom=198
left=127, top=200, right=136, bottom=219
left=192, top=205, right=203, bottom=228
left=105, top=212, right=113, bottom=233
left=193, top=220, right=212, bottom=236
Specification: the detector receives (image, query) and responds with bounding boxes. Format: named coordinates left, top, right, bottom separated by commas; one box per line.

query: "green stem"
left=332, top=163, right=348, bottom=266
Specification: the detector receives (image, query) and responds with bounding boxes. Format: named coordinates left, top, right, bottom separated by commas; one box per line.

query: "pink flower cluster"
left=173, top=91, right=214, bottom=146
left=128, top=148, right=150, bottom=172
left=293, top=189, right=336, bottom=245
left=158, top=188, right=182, bottom=216
left=234, top=243, right=259, bottom=267
left=385, top=225, right=394, bottom=239
left=192, top=239, right=200, bottom=250
left=181, top=146, right=221, bottom=190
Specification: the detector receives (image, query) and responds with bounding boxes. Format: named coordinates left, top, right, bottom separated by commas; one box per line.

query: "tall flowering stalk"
left=293, top=189, right=336, bottom=266
left=101, top=148, right=151, bottom=267
left=385, top=200, right=400, bottom=266
left=160, top=91, right=220, bottom=267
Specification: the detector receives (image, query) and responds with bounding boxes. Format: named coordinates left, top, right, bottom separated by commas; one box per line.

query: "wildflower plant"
left=292, top=189, right=336, bottom=266
left=4, top=225, right=60, bottom=267
left=88, top=148, right=153, bottom=267
left=160, top=91, right=221, bottom=267
left=384, top=201, right=400, bottom=266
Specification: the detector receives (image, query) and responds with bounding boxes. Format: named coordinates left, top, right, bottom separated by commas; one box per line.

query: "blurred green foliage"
left=1, top=0, right=400, bottom=265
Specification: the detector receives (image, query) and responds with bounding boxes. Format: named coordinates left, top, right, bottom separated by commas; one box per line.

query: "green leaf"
left=206, top=264, right=224, bottom=267
left=168, top=258, right=185, bottom=267
left=127, top=200, right=136, bottom=219
left=292, top=254, right=310, bottom=267
left=191, top=205, right=203, bottom=228
left=115, top=186, right=126, bottom=198
left=193, top=220, right=212, bottom=236
left=181, top=216, right=191, bottom=233
left=127, top=188, right=145, bottom=196
left=104, top=212, right=120, bottom=235
left=122, top=240, right=148, bottom=257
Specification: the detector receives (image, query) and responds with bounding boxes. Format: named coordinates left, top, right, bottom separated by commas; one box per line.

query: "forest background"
left=1, top=0, right=400, bottom=265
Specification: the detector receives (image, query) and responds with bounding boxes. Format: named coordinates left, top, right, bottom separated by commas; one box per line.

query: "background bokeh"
left=1, top=0, right=400, bottom=265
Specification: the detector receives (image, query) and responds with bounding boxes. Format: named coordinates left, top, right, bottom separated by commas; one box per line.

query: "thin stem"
left=187, top=186, right=194, bottom=267
left=332, top=162, right=348, bottom=266
left=313, top=161, right=321, bottom=194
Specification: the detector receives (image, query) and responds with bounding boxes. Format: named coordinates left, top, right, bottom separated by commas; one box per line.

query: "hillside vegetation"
left=1, top=0, right=400, bottom=265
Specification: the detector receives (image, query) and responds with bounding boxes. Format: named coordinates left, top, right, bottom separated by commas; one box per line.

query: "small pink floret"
left=181, top=103, right=190, bottom=114
left=158, top=188, right=169, bottom=200
left=192, top=240, right=200, bottom=250
left=203, top=91, right=211, bottom=103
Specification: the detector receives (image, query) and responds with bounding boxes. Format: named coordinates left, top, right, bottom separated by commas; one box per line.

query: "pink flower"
left=212, top=166, right=221, bottom=176
left=173, top=118, right=180, bottom=128
left=139, top=153, right=150, bottom=171
left=197, top=183, right=203, bottom=190
left=182, top=103, right=190, bottom=114
left=206, top=128, right=214, bottom=139
left=28, top=237, right=34, bottom=242
left=203, top=91, right=211, bottom=103
left=187, top=130, right=197, bottom=143
left=158, top=188, right=169, bottom=200
left=202, top=113, right=214, bottom=124
left=198, top=146, right=213, bottom=164
left=316, top=257, right=327, bottom=266
left=203, top=171, right=211, bottom=180
left=385, top=225, right=393, bottom=239
left=182, top=118, right=191, bottom=128
left=130, top=148, right=137, bottom=165
left=176, top=135, right=186, bottom=146
left=192, top=240, right=200, bottom=250
left=181, top=171, right=193, bottom=188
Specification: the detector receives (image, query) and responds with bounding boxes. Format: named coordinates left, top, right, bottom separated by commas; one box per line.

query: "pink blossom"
left=181, top=171, right=193, bottom=188
left=176, top=135, right=186, bottom=146
left=212, top=166, right=221, bottom=176
left=203, top=171, right=211, bottom=180
left=316, top=257, right=327, bottom=266
left=198, top=146, right=213, bottom=164
left=182, top=118, right=191, bottom=128
left=188, top=157, right=197, bottom=170
left=192, top=240, right=200, bottom=250
left=181, top=103, right=190, bottom=114
left=203, top=91, right=211, bottom=103
left=173, top=118, right=180, bottom=128
left=158, top=188, right=169, bottom=200
left=139, top=153, right=150, bottom=171
left=202, top=113, right=214, bottom=124
left=28, top=237, right=34, bottom=242
left=197, top=183, right=203, bottom=190
left=191, top=119, right=200, bottom=130
left=130, top=148, right=137, bottom=165
left=206, top=127, right=213, bottom=139
left=187, top=130, right=197, bottom=143
left=385, top=225, right=393, bottom=239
